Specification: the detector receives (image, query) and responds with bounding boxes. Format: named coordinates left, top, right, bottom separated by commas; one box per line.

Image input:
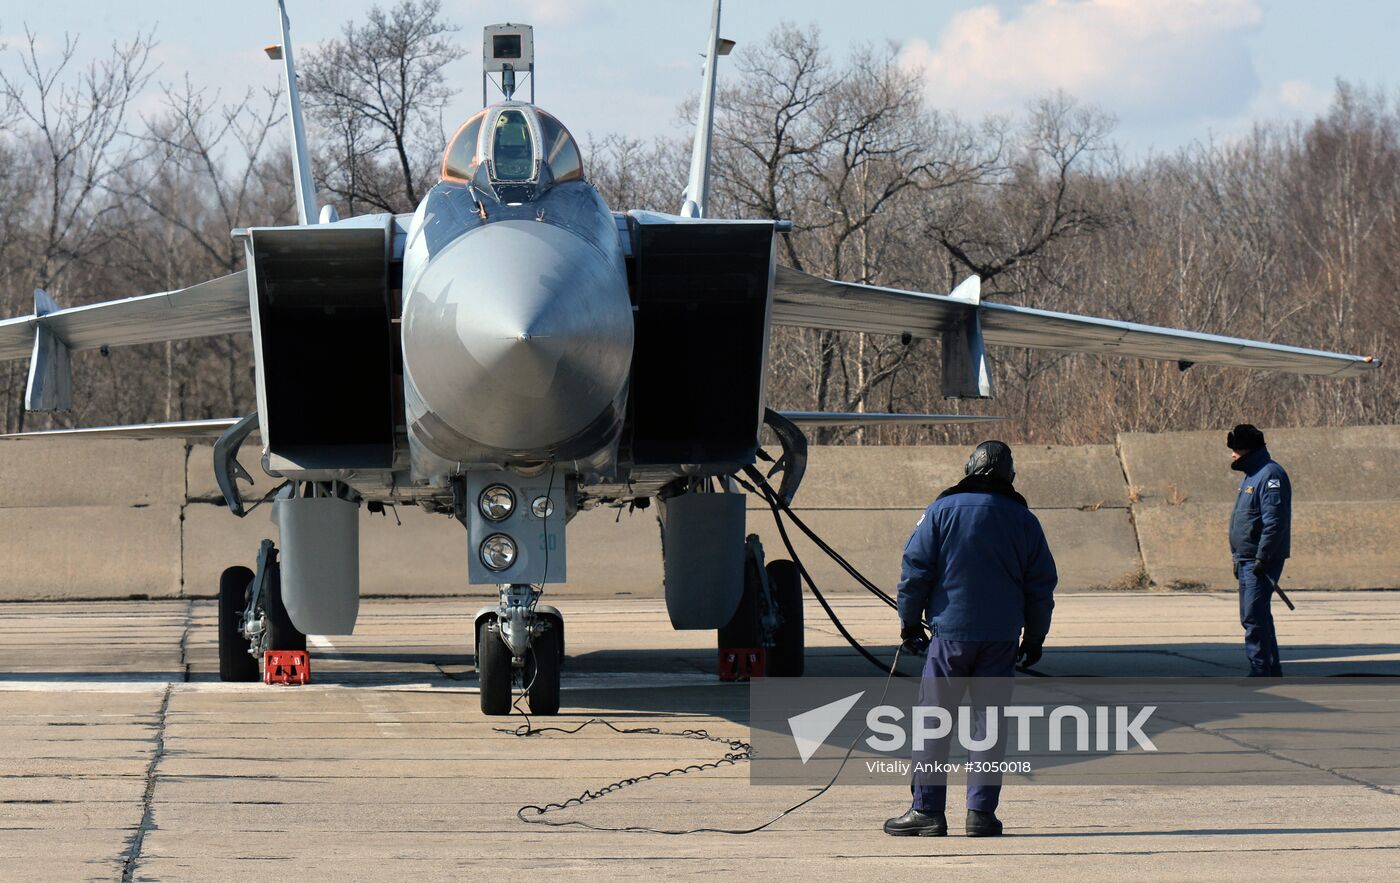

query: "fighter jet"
left=0, top=2, right=1379, bottom=714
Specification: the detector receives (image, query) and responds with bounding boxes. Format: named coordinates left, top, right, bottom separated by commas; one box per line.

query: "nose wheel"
left=524, top=622, right=562, bottom=715
left=476, top=618, right=514, bottom=715
left=474, top=586, right=564, bottom=716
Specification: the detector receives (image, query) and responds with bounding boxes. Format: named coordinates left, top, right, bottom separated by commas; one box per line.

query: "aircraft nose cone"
left=403, top=219, right=633, bottom=456
left=453, top=256, right=610, bottom=399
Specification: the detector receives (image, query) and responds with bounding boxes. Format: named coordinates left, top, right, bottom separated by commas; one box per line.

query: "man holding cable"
left=883, top=440, right=1058, bottom=838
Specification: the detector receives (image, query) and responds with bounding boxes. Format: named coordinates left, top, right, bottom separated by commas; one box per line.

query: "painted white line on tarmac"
left=308, top=634, right=335, bottom=650
left=0, top=670, right=727, bottom=693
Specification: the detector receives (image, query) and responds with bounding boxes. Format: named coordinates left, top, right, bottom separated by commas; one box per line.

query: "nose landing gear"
left=475, top=583, right=564, bottom=715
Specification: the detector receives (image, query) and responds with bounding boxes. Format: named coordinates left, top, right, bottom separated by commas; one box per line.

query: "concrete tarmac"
left=1, top=592, right=1398, bottom=881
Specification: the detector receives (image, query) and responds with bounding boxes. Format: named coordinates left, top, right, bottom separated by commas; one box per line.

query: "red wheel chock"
left=264, top=650, right=310, bottom=685
left=718, top=647, right=765, bottom=681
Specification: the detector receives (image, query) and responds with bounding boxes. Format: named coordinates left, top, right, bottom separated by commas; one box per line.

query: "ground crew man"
left=883, top=440, right=1057, bottom=838
left=1227, top=424, right=1292, bottom=677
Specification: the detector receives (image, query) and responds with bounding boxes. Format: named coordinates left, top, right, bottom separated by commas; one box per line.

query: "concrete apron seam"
left=1168, top=713, right=1400, bottom=798
left=120, top=682, right=173, bottom=882
left=180, top=598, right=192, bottom=683
left=1148, top=646, right=1236, bottom=671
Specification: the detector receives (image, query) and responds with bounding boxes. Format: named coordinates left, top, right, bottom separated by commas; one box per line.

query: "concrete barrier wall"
left=1120, top=426, right=1400, bottom=591
left=745, top=444, right=1141, bottom=593
left=0, top=427, right=1395, bottom=600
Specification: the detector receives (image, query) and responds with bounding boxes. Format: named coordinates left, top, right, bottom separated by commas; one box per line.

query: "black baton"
left=1260, top=570, right=1296, bottom=611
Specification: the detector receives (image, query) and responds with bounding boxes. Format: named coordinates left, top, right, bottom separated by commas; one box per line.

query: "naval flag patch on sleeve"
left=1266, top=478, right=1281, bottom=489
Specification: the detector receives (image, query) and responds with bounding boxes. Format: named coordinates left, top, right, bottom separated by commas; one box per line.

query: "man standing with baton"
left=1227, top=424, right=1293, bottom=677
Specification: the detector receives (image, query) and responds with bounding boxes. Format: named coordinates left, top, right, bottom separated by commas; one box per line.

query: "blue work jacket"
left=896, top=482, right=1057, bottom=643
left=1229, top=447, right=1292, bottom=563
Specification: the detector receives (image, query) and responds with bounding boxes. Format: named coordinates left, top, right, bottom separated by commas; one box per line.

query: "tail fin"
left=680, top=0, right=729, bottom=218
left=272, top=0, right=319, bottom=225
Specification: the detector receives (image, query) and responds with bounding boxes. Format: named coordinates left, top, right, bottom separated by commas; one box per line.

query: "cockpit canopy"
left=441, top=103, right=583, bottom=199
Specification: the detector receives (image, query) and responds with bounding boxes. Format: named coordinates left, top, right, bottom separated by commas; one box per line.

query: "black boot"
left=965, top=809, right=1003, bottom=837
left=883, top=808, right=948, bottom=837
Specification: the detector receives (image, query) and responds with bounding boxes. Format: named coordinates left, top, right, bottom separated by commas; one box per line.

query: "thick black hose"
left=743, top=466, right=901, bottom=610
left=750, top=472, right=918, bottom=678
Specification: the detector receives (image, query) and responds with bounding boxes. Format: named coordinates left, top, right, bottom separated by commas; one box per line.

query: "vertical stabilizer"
left=274, top=0, right=318, bottom=225
left=681, top=0, right=727, bottom=218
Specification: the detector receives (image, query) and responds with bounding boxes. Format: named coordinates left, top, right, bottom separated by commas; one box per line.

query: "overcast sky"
left=5, top=0, right=1400, bottom=160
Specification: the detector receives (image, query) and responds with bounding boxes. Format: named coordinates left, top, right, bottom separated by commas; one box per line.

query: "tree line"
left=0, top=1, right=1393, bottom=444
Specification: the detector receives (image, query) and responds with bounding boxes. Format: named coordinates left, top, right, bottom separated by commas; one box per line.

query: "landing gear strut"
left=718, top=535, right=805, bottom=678
left=217, top=539, right=306, bottom=682
left=475, top=583, right=564, bottom=716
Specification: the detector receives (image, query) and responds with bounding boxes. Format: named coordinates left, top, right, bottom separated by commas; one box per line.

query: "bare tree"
left=926, top=92, right=1115, bottom=283
left=120, top=79, right=290, bottom=273
left=586, top=133, right=685, bottom=213
left=103, top=79, right=292, bottom=421
left=0, top=27, right=156, bottom=430
left=300, top=0, right=461, bottom=214
left=710, top=27, right=1001, bottom=435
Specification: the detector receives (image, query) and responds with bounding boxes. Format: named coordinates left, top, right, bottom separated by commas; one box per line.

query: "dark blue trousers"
left=910, top=637, right=1018, bottom=814
left=1238, top=559, right=1286, bottom=677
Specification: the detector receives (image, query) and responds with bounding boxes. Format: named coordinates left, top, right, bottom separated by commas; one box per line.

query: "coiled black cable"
left=506, top=647, right=903, bottom=835
left=503, top=468, right=926, bottom=833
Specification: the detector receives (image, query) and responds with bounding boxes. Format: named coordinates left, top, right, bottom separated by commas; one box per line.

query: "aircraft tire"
left=764, top=559, right=805, bottom=677
left=218, top=566, right=260, bottom=682
left=477, top=618, right=513, bottom=715
left=525, top=622, right=562, bottom=715
left=263, top=561, right=307, bottom=652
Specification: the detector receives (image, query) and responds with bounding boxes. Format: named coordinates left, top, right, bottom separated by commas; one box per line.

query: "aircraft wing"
left=3, top=413, right=994, bottom=438
left=771, top=266, right=1379, bottom=378
left=0, top=419, right=242, bottom=440
left=0, top=271, right=250, bottom=362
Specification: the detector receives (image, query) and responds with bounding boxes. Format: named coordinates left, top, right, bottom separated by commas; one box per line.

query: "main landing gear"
left=475, top=583, right=564, bottom=716
left=718, top=535, right=805, bottom=679
left=217, top=539, right=306, bottom=682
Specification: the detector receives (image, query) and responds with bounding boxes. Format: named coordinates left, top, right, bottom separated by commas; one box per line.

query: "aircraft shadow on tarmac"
left=1019, top=827, right=1400, bottom=838
left=499, top=641, right=1400, bottom=744
left=5, top=640, right=1397, bottom=690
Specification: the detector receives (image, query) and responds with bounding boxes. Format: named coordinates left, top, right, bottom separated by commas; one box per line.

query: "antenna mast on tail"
left=681, top=0, right=734, bottom=218
left=267, top=0, right=319, bottom=225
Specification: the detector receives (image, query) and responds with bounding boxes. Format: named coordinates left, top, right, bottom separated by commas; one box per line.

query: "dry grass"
left=1165, top=579, right=1211, bottom=592
left=1089, top=565, right=1153, bottom=591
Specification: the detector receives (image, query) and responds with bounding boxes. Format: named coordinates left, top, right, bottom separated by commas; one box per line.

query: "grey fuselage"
left=399, top=174, right=633, bottom=485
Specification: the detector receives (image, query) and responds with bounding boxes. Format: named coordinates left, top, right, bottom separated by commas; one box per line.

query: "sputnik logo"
left=787, top=691, right=864, bottom=763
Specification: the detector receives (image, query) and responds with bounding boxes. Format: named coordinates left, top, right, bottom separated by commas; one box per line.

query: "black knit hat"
left=1226, top=424, right=1266, bottom=451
